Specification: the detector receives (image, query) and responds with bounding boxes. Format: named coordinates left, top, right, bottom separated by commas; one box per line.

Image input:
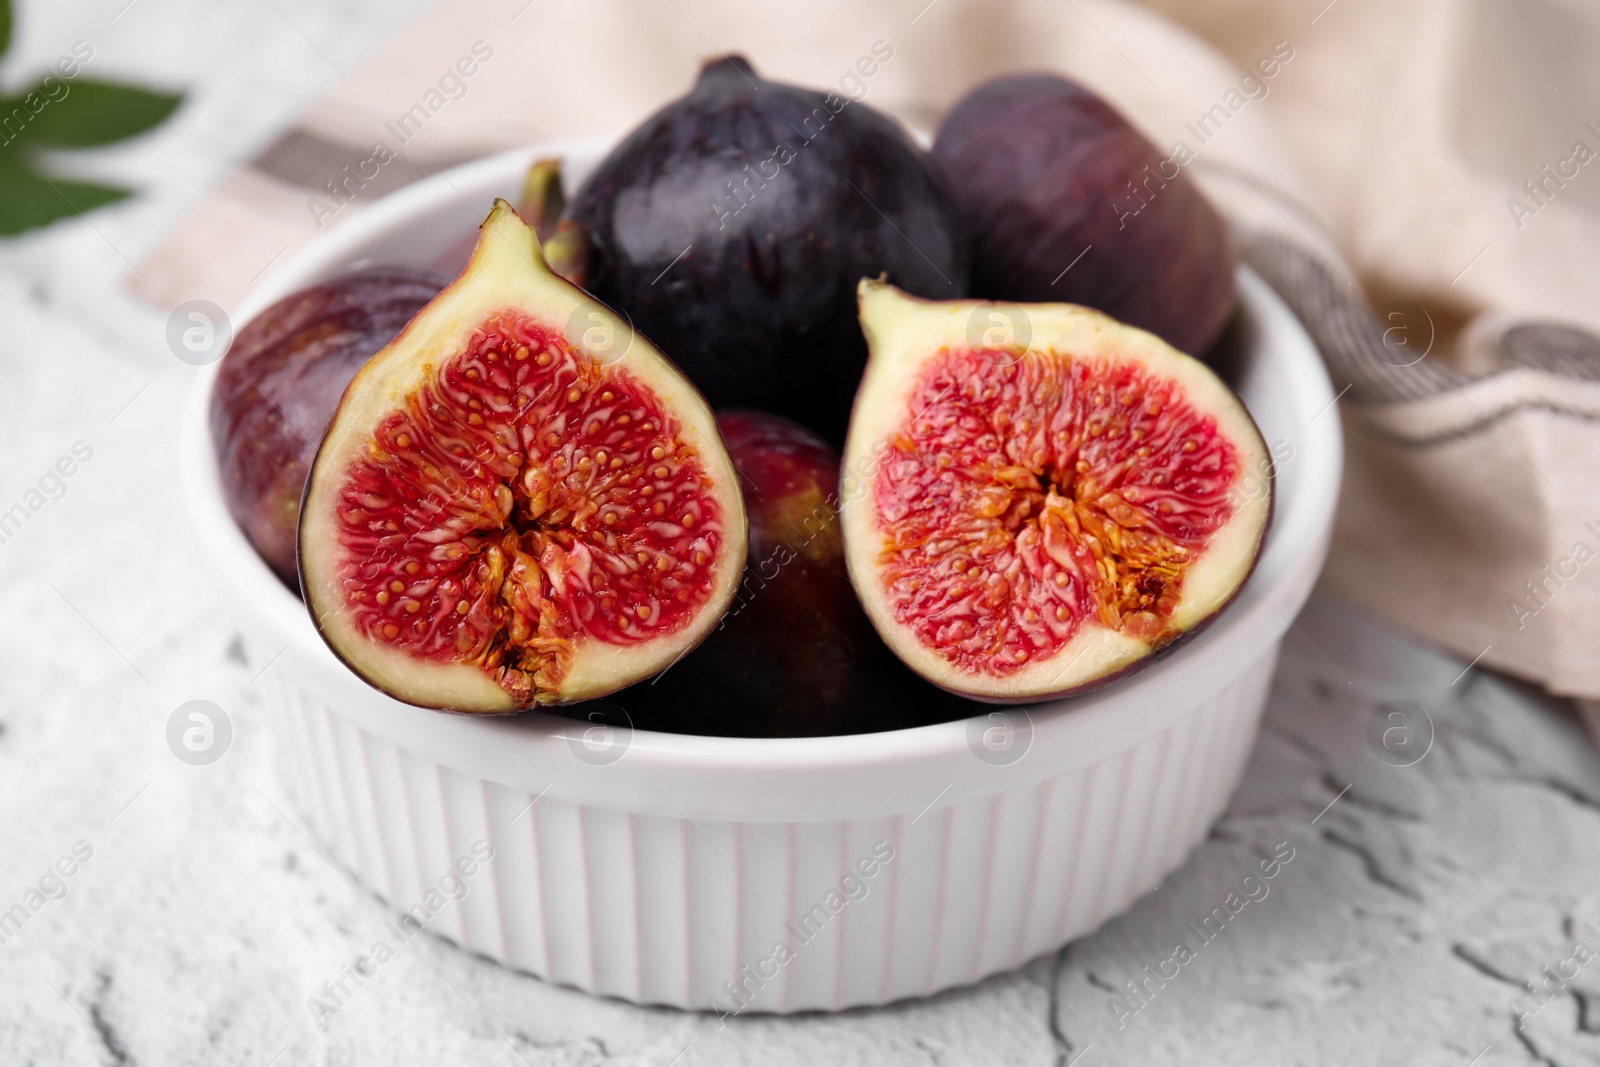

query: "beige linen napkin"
left=1137, top=0, right=1600, bottom=728
left=139, top=0, right=1600, bottom=722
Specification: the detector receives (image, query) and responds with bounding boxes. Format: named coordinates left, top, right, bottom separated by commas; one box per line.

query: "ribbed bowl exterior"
left=258, top=647, right=1275, bottom=1011
left=188, top=138, right=1339, bottom=1015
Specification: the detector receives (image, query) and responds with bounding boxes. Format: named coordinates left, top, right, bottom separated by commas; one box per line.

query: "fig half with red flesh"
left=841, top=280, right=1271, bottom=702
left=300, top=200, right=747, bottom=713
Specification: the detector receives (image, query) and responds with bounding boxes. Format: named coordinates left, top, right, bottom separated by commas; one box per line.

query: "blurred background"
left=2, top=1, right=1599, bottom=1063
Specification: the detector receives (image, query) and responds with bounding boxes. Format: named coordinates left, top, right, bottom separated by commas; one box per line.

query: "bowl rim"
left=183, top=137, right=1342, bottom=777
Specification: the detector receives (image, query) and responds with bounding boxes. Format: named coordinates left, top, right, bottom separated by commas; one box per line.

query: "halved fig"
left=841, top=280, right=1270, bottom=702
left=300, top=200, right=746, bottom=713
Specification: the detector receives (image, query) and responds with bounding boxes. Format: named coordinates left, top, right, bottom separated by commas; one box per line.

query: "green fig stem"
left=543, top=219, right=594, bottom=290
left=517, top=157, right=566, bottom=242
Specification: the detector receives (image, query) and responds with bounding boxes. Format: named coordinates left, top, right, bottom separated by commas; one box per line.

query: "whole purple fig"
left=932, top=74, right=1236, bottom=359
left=211, top=267, right=443, bottom=588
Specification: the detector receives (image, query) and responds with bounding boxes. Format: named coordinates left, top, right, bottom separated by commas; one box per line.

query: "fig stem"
left=518, top=157, right=566, bottom=242
left=543, top=220, right=593, bottom=290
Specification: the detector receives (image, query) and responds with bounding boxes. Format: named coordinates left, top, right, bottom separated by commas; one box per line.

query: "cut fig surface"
left=841, top=281, right=1270, bottom=702
left=300, top=200, right=746, bottom=713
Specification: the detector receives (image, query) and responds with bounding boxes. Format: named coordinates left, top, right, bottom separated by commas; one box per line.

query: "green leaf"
left=0, top=0, right=12, bottom=61
left=2, top=79, right=181, bottom=148
left=0, top=160, right=130, bottom=236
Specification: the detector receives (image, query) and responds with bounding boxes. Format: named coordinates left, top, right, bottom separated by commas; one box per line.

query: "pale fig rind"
left=300, top=200, right=747, bottom=713
left=840, top=279, right=1271, bottom=703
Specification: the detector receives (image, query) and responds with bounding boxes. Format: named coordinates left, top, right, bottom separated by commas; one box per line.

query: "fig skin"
left=618, top=410, right=977, bottom=737
left=931, top=74, right=1236, bottom=359
left=210, top=267, right=445, bottom=588
left=567, top=55, right=967, bottom=444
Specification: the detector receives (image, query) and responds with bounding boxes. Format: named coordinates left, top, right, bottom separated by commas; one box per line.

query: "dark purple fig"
left=211, top=267, right=445, bottom=588
left=932, top=74, right=1236, bottom=359
left=617, top=410, right=977, bottom=737
left=567, top=56, right=968, bottom=444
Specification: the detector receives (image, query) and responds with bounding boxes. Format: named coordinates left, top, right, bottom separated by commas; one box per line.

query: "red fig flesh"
left=841, top=280, right=1270, bottom=702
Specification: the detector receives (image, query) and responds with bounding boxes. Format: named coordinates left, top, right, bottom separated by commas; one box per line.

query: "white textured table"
left=2, top=4, right=1596, bottom=1065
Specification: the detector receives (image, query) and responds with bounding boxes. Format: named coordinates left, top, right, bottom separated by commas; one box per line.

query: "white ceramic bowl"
left=182, top=137, right=1340, bottom=1013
